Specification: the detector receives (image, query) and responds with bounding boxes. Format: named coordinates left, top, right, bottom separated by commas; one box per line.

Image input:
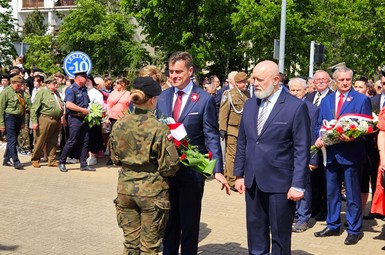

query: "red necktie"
left=173, top=91, right=184, bottom=121
left=336, top=93, right=344, bottom=117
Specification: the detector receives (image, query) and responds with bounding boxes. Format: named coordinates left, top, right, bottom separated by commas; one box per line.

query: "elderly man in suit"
left=234, top=60, right=311, bottom=255
left=313, top=67, right=372, bottom=245
left=156, top=51, right=230, bottom=255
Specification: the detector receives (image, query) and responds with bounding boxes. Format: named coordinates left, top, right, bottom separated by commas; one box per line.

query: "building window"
left=22, top=0, right=44, bottom=8
left=55, top=0, right=76, bottom=7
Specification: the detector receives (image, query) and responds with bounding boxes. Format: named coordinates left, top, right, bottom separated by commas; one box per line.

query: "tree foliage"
left=121, top=0, right=245, bottom=80
left=22, top=10, right=47, bottom=37
left=0, top=0, right=19, bottom=66
left=23, top=34, right=62, bottom=75
left=58, top=0, right=148, bottom=76
left=122, top=0, right=385, bottom=78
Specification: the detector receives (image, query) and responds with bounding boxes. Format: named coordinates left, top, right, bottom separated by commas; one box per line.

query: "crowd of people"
left=2, top=53, right=385, bottom=254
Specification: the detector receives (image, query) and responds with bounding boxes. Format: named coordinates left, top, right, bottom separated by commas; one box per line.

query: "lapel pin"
left=191, top=93, right=199, bottom=102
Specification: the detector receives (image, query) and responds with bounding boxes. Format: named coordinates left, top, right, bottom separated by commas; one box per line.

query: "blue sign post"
left=63, top=51, right=93, bottom=79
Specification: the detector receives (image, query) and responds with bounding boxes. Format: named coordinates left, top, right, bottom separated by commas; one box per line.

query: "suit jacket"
left=371, top=94, right=381, bottom=113
left=305, top=100, right=319, bottom=166
left=305, top=88, right=334, bottom=104
left=156, top=84, right=223, bottom=175
left=233, top=89, right=311, bottom=193
left=316, top=89, right=372, bottom=165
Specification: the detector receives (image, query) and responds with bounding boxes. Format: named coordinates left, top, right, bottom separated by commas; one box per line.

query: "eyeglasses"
left=314, top=78, right=330, bottom=83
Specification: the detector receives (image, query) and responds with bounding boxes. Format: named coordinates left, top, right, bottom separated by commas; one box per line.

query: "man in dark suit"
left=234, top=60, right=311, bottom=254
left=313, top=67, right=372, bottom=245
left=288, top=77, right=319, bottom=233
left=305, top=70, right=334, bottom=221
left=156, top=51, right=230, bottom=255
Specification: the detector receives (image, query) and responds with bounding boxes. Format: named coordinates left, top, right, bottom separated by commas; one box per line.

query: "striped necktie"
left=257, top=99, right=269, bottom=135
left=313, top=92, right=321, bottom=106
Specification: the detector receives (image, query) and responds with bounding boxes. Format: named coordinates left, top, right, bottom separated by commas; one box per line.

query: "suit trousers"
left=325, top=160, right=363, bottom=234
left=4, top=114, right=23, bottom=164
left=162, top=168, right=205, bottom=255
left=59, top=116, right=89, bottom=168
left=31, top=115, right=61, bottom=164
left=245, top=181, right=295, bottom=255
left=295, top=172, right=312, bottom=224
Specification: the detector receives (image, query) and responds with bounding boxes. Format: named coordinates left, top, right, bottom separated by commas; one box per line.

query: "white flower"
left=357, top=120, right=369, bottom=132
left=159, top=116, right=176, bottom=125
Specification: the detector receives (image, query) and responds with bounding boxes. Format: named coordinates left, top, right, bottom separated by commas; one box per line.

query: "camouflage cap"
left=10, top=75, right=24, bottom=83
left=133, top=77, right=161, bottom=96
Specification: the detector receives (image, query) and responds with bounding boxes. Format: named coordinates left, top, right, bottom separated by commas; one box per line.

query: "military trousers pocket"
left=152, top=199, right=171, bottom=235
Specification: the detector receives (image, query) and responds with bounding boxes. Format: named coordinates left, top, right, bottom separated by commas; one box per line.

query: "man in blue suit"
left=313, top=67, right=372, bottom=245
left=234, top=60, right=311, bottom=255
left=156, top=51, right=230, bottom=255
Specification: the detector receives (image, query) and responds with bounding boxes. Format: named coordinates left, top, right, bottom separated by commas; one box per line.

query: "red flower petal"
left=208, top=151, right=212, bottom=159
left=180, top=154, right=187, bottom=160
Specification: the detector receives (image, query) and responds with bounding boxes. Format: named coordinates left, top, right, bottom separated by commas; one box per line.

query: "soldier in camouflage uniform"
left=109, top=77, right=179, bottom=255
left=218, top=71, right=250, bottom=189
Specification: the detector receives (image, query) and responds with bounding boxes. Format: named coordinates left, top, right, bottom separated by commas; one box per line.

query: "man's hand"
left=339, top=134, right=355, bottom=142
left=214, top=173, right=231, bottom=195
left=235, top=177, right=245, bottom=194
left=32, top=124, right=39, bottom=130
left=81, top=108, right=89, bottom=116
left=309, top=164, right=318, bottom=171
left=219, top=130, right=227, bottom=140
left=0, top=127, right=5, bottom=133
left=314, top=137, right=325, bottom=148
left=287, top=187, right=304, bottom=201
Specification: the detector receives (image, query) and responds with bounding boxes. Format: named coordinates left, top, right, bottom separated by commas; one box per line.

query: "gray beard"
left=254, top=84, right=274, bottom=99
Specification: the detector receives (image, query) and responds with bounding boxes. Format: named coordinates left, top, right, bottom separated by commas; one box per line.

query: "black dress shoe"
left=314, top=227, right=340, bottom=237
left=13, top=162, right=24, bottom=170
left=3, top=160, right=13, bottom=166
left=80, top=166, right=96, bottom=171
left=363, top=213, right=375, bottom=220
left=106, top=159, right=113, bottom=166
left=59, top=163, right=68, bottom=172
left=344, top=233, right=363, bottom=245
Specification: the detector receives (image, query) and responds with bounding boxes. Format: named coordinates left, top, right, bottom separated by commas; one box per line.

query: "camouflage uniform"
left=218, top=88, right=249, bottom=187
left=109, top=107, right=179, bottom=255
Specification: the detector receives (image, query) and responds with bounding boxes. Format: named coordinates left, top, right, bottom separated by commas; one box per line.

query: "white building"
left=8, top=0, right=76, bottom=34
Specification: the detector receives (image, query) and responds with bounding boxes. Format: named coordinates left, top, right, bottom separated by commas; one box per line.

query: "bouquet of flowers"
left=159, top=117, right=216, bottom=178
left=84, top=102, right=104, bottom=128
left=310, top=113, right=378, bottom=158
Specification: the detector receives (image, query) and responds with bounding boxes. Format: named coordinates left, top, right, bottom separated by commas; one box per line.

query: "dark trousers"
left=4, top=114, right=23, bottom=164
left=245, top=181, right=295, bottom=255
left=295, top=172, right=312, bottom=224
left=59, top=116, right=89, bottom=168
left=162, top=168, right=205, bottom=255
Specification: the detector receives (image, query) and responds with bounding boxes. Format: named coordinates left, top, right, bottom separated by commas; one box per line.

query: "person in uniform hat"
left=110, top=76, right=179, bottom=255
left=0, top=75, right=27, bottom=169
left=219, top=71, right=250, bottom=189
left=30, top=75, right=64, bottom=168
left=58, top=71, right=94, bottom=172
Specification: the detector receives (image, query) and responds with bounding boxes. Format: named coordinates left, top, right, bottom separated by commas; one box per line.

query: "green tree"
left=121, top=0, right=244, bottom=79
left=23, top=34, right=62, bottom=75
left=58, top=0, right=148, bottom=75
left=22, top=10, right=47, bottom=37
left=0, top=0, right=19, bottom=66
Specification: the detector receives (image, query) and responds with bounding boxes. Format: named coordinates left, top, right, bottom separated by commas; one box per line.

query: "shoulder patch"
left=221, top=91, right=229, bottom=103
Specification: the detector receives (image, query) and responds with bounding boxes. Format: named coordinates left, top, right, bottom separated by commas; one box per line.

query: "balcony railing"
left=22, top=0, right=76, bottom=8
left=22, top=0, right=44, bottom=8
left=55, top=0, right=76, bottom=7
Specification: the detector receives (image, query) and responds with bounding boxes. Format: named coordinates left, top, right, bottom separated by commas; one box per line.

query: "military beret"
left=234, top=71, right=248, bottom=83
left=74, top=70, right=87, bottom=78
left=10, top=75, right=24, bottom=83
left=45, top=75, right=57, bottom=83
left=1, top=73, right=10, bottom=80
left=133, top=77, right=161, bottom=96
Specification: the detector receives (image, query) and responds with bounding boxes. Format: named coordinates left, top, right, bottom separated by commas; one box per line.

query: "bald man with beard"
left=234, top=60, right=311, bottom=255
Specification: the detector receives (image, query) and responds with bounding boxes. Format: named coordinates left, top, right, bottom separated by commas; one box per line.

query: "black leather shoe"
left=314, top=227, right=340, bottom=237
left=3, top=160, right=13, bottom=167
left=59, top=163, right=68, bottom=172
left=80, top=166, right=96, bottom=171
left=344, top=233, right=363, bottom=245
left=13, top=162, right=24, bottom=170
left=106, top=159, right=113, bottom=166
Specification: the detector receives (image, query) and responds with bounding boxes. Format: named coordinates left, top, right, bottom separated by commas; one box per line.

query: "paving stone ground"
left=1, top=151, right=385, bottom=254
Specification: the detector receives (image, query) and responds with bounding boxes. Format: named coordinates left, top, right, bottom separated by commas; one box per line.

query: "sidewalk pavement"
left=1, top=151, right=385, bottom=254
